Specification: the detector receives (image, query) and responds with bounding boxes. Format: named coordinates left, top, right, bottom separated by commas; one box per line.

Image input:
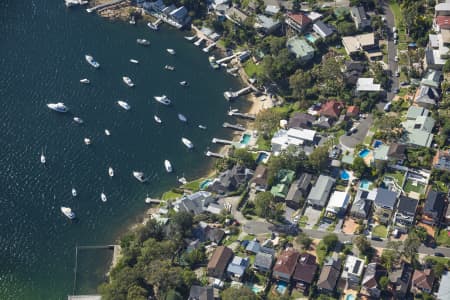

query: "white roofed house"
left=325, top=191, right=350, bottom=219
left=356, top=78, right=382, bottom=93
left=271, top=128, right=316, bottom=155
left=342, top=255, right=365, bottom=289
left=254, top=14, right=281, bottom=35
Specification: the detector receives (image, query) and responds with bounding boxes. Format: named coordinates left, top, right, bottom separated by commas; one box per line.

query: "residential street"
left=384, top=1, right=399, bottom=102
left=339, top=114, right=373, bottom=151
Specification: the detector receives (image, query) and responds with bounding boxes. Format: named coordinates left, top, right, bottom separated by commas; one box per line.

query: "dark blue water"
left=0, top=1, right=243, bottom=299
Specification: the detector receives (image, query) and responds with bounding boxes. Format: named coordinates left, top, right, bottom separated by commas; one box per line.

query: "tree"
left=375, top=115, right=403, bottom=141
left=289, top=69, right=313, bottom=100
left=403, top=232, right=421, bottom=259
left=254, top=192, right=275, bottom=219
left=222, top=286, right=259, bottom=300
left=296, top=232, right=313, bottom=250
left=231, top=148, right=256, bottom=169
left=255, top=108, right=288, bottom=136
left=309, top=145, right=330, bottom=173
left=171, top=211, right=193, bottom=237
left=379, top=276, right=389, bottom=291
left=381, top=249, right=399, bottom=271
left=354, top=235, right=372, bottom=255
left=352, top=157, right=368, bottom=178
left=323, top=234, right=338, bottom=251
left=182, top=248, right=206, bottom=267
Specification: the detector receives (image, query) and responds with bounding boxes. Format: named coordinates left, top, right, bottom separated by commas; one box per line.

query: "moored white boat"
left=136, top=38, right=150, bottom=46
left=40, top=149, right=46, bottom=164
left=184, top=35, right=196, bottom=41
left=85, top=54, right=100, bottom=68
left=164, top=160, right=172, bottom=173
left=122, top=76, right=135, bottom=87
left=164, top=65, right=175, bottom=71
left=105, top=129, right=111, bottom=136
left=181, top=137, right=194, bottom=149
left=166, top=48, right=176, bottom=55
left=73, top=117, right=84, bottom=124
left=72, top=188, right=77, bottom=197
left=178, top=113, right=187, bottom=122
left=145, top=194, right=152, bottom=204
left=153, top=95, right=171, bottom=105
left=101, top=192, right=107, bottom=202
left=117, top=100, right=131, bottom=110
left=198, top=125, right=207, bottom=130
left=47, top=102, right=68, bottom=113
left=80, top=78, right=90, bottom=84
left=129, top=16, right=136, bottom=25
left=179, top=81, right=188, bottom=86
left=129, top=59, right=139, bottom=64
left=133, top=171, right=148, bottom=183
left=178, top=177, right=187, bottom=185
left=147, top=22, right=159, bottom=30
left=154, top=115, right=162, bottom=124
left=84, top=138, right=91, bottom=145
left=61, top=206, right=76, bottom=220
left=108, top=167, right=114, bottom=177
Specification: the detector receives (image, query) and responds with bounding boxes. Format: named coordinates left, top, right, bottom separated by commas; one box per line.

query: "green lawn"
left=182, top=177, right=206, bottom=191
left=316, top=240, right=328, bottom=264
left=424, top=256, right=450, bottom=268
left=384, top=170, right=406, bottom=186
left=161, top=190, right=183, bottom=200
left=436, top=229, right=450, bottom=247
left=434, top=181, right=449, bottom=193
left=373, top=225, right=388, bottom=238
left=243, top=60, right=263, bottom=78
left=404, top=180, right=426, bottom=195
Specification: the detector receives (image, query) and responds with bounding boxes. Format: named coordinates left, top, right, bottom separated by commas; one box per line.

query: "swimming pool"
left=359, top=149, right=371, bottom=158
left=240, top=133, right=251, bottom=145
left=304, top=33, right=317, bottom=43
left=199, top=179, right=212, bottom=190
left=345, top=294, right=355, bottom=300
left=256, top=152, right=269, bottom=164
left=373, top=140, right=383, bottom=148
left=247, top=284, right=263, bottom=294
left=276, top=281, right=288, bottom=294
left=360, top=179, right=371, bottom=190
left=341, top=170, right=350, bottom=181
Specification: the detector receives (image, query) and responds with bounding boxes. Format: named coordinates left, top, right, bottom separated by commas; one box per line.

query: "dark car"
left=435, top=252, right=445, bottom=257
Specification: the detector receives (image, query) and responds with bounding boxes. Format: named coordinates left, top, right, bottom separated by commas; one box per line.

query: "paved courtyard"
left=303, top=206, right=321, bottom=229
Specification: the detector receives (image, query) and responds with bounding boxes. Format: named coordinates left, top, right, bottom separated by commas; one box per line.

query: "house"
left=286, top=36, right=315, bottom=61
left=307, top=175, right=335, bottom=209
left=320, top=100, right=344, bottom=119
left=356, top=77, right=382, bottom=92
left=270, top=183, right=289, bottom=201
left=206, top=227, right=226, bottom=244
left=373, top=188, right=398, bottom=225
left=414, top=85, right=439, bottom=109
left=388, top=143, right=407, bottom=164
left=435, top=15, right=450, bottom=32
left=346, top=106, right=360, bottom=117
left=401, top=106, right=435, bottom=148
left=394, top=196, right=418, bottom=231
left=272, top=248, right=300, bottom=282
left=422, top=190, right=446, bottom=226
left=424, top=47, right=447, bottom=70
left=412, top=268, right=435, bottom=294
left=350, top=6, right=370, bottom=30
left=226, top=256, right=249, bottom=281
left=350, top=189, right=376, bottom=219
left=389, top=262, right=413, bottom=299
left=361, top=263, right=387, bottom=298
left=288, top=112, right=316, bottom=129
left=285, top=173, right=313, bottom=209
left=189, top=285, right=214, bottom=300
left=342, top=33, right=377, bottom=55
left=271, top=128, right=317, bottom=154
left=343, top=60, right=365, bottom=85
left=254, top=14, right=281, bottom=34
left=207, top=246, right=233, bottom=278
left=225, top=7, right=248, bottom=25
left=264, top=4, right=280, bottom=16
left=325, top=191, right=350, bottom=218
left=253, top=251, right=274, bottom=273
left=434, top=1, right=450, bottom=32
left=421, top=69, right=442, bottom=89
left=433, top=150, right=450, bottom=172
left=207, top=164, right=253, bottom=195
left=342, top=255, right=365, bottom=289
left=169, top=6, right=190, bottom=27
left=313, top=20, right=334, bottom=39
left=285, top=13, right=312, bottom=33
left=249, top=165, right=269, bottom=192
left=245, top=240, right=261, bottom=254
left=293, top=253, right=318, bottom=293
left=437, top=271, right=450, bottom=300
left=174, top=191, right=221, bottom=215
left=317, top=257, right=342, bottom=294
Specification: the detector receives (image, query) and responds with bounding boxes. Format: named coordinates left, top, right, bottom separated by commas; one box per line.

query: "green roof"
left=341, top=154, right=355, bottom=165
left=277, top=169, right=295, bottom=184
left=406, top=106, right=428, bottom=120
left=373, top=145, right=390, bottom=161
left=270, top=183, right=289, bottom=198
left=286, top=37, right=314, bottom=60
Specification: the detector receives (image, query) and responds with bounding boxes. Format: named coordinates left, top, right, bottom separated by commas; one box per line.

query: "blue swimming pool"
left=341, top=170, right=350, bottom=180
left=360, top=179, right=371, bottom=190
left=359, top=149, right=371, bottom=158
left=276, top=281, right=288, bottom=294
left=346, top=295, right=355, bottom=300
left=373, top=140, right=383, bottom=148
left=304, top=33, right=317, bottom=43
left=199, top=179, right=212, bottom=190
left=256, top=152, right=269, bottom=164
left=240, top=133, right=251, bottom=145
left=248, top=284, right=263, bottom=294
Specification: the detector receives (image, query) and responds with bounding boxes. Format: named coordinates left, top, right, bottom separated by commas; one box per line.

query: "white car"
left=394, top=55, right=399, bottom=62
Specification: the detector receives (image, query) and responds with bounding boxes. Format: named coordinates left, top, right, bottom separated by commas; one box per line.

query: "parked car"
left=392, top=26, right=397, bottom=33
left=384, top=102, right=392, bottom=111
left=435, top=252, right=445, bottom=257
left=395, top=71, right=400, bottom=77
left=394, top=39, right=398, bottom=45
left=393, top=88, right=399, bottom=94
left=394, top=55, right=399, bottom=62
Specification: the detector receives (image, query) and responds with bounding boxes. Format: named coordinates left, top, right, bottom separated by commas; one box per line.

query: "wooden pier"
left=202, top=42, right=216, bottom=53
left=222, top=122, right=246, bottom=131
left=228, top=110, right=256, bottom=120
left=224, top=86, right=252, bottom=101
left=206, top=151, right=225, bottom=158
left=86, top=0, right=125, bottom=13
left=212, top=138, right=233, bottom=145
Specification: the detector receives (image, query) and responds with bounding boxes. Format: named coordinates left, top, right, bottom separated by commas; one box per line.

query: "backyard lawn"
left=161, top=190, right=183, bottom=200
left=244, top=60, right=264, bottom=78
left=182, top=177, right=206, bottom=191
left=404, top=180, right=426, bottom=195
left=436, top=229, right=450, bottom=247
left=384, top=170, right=406, bottom=186
left=373, top=225, right=388, bottom=238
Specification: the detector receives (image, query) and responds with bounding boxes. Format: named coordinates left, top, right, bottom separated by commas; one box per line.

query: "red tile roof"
left=288, top=13, right=312, bottom=26
left=346, top=105, right=360, bottom=116
left=436, top=16, right=450, bottom=29
left=273, top=248, right=300, bottom=276
left=412, top=269, right=435, bottom=291
left=320, top=100, right=344, bottom=118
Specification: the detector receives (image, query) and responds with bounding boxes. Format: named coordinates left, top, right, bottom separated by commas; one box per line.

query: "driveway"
left=339, top=114, right=373, bottom=150
left=303, top=206, right=321, bottom=229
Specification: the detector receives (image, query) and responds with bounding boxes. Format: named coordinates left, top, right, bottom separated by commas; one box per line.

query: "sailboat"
left=40, top=149, right=46, bottom=164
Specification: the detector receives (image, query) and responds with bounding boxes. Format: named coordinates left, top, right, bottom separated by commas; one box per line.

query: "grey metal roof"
left=307, top=175, right=335, bottom=207
left=254, top=252, right=273, bottom=269
left=374, top=188, right=397, bottom=209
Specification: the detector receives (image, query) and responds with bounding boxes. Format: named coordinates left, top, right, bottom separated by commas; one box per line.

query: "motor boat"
left=101, top=192, right=107, bottom=202
left=153, top=95, right=171, bottom=105
left=129, top=16, right=136, bottom=25
left=85, top=54, right=100, bottom=68
left=164, top=160, right=172, bottom=173
left=178, top=177, right=187, bottom=185
left=198, top=125, right=207, bottom=130
left=61, top=206, right=76, bottom=220
left=47, top=102, right=68, bottom=113
left=178, top=113, right=187, bottom=122
left=129, top=59, right=139, bottom=64
left=136, top=38, right=150, bottom=46
left=181, top=137, right=194, bottom=149
left=184, top=35, right=196, bottom=41
left=108, top=167, right=114, bottom=177
left=154, top=115, right=162, bottom=124
left=179, top=81, right=188, bottom=86
left=40, top=149, right=46, bottom=164
left=145, top=194, right=152, bottom=204
left=166, top=48, right=176, bottom=55
left=147, top=22, right=159, bottom=30
left=122, top=76, right=135, bottom=87
left=73, top=117, right=84, bottom=124
left=84, top=138, right=91, bottom=145
left=104, top=129, right=111, bottom=136
left=117, top=100, right=131, bottom=110
left=164, top=65, right=175, bottom=71
left=72, top=188, right=77, bottom=197
left=209, top=56, right=219, bottom=69
left=133, top=171, right=148, bottom=183
left=80, top=78, right=90, bottom=84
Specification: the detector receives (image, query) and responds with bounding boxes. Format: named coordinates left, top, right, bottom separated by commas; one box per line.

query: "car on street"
left=384, top=102, right=392, bottom=111
left=394, top=55, right=399, bottom=62
left=394, top=39, right=398, bottom=45
left=393, top=88, right=399, bottom=94
left=435, top=252, right=445, bottom=257
left=395, top=71, right=400, bottom=77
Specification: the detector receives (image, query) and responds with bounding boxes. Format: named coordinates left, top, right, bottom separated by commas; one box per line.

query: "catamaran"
left=122, top=76, right=135, bottom=87
left=181, top=137, right=194, bottom=149
left=85, top=54, right=100, bottom=68
left=61, top=206, right=76, bottom=220
left=153, top=95, right=171, bottom=105
left=117, top=100, right=131, bottom=110
left=164, top=160, right=172, bottom=173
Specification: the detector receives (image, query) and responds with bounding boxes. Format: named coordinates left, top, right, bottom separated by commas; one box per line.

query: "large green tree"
left=254, top=191, right=275, bottom=219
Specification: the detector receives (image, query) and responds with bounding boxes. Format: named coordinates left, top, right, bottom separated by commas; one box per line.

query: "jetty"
left=228, top=110, right=256, bottom=120
left=212, top=138, right=233, bottom=145
left=202, top=42, right=216, bottom=53
left=224, top=86, right=253, bottom=101
left=216, top=53, right=241, bottom=64
left=194, top=37, right=204, bottom=46
left=223, top=122, right=246, bottom=131
left=86, top=0, right=125, bottom=13
left=145, top=198, right=162, bottom=204
left=206, top=151, right=225, bottom=158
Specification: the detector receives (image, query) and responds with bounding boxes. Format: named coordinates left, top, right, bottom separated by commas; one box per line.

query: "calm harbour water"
left=0, top=1, right=245, bottom=299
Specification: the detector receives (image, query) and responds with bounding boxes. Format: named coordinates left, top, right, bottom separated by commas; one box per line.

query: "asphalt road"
left=384, top=1, right=399, bottom=102
left=339, top=114, right=374, bottom=150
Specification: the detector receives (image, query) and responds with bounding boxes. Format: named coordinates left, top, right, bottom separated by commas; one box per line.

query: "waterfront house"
left=361, top=263, right=387, bottom=298
left=288, top=112, right=316, bottom=129
left=207, top=164, right=253, bottom=195
left=286, top=36, right=315, bottom=62
left=401, top=106, right=435, bottom=148
left=389, top=262, right=413, bottom=299
left=226, top=256, right=249, bottom=281
left=225, top=7, right=248, bottom=25
left=373, top=188, right=398, bottom=225
left=319, top=100, right=344, bottom=120
left=313, top=20, right=334, bottom=39
left=254, top=14, right=281, bottom=35
left=325, top=191, right=350, bottom=218
left=285, top=12, right=312, bottom=33
left=272, top=247, right=300, bottom=282
left=285, top=173, right=313, bottom=209
left=271, top=128, right=317, bottom=154
left=350, top=188, right=376, bottom=219
left=307, top=175, right=335, bottom=209
left=174, top=191, right=221, bottom=216
left=356, top=77, right=382, bottom=92
left=317, top=257, right=342, bottom=294
left=207, top=246, right=233, bottom=279
left=293, top=253, right=318, bottom=293
left=422, top=190, right=446, bottom=226
left=249, top=165, right=269, bottom=192
left=350, top=6, right=370, bottom=30
left=253, top=251, right=274, bottom=273
left=394, top=196, right=418, bottom=231
left=169, top=6, right=189, bottom=27
left=412, top=268, right=435, bottom=294
left=342, top=255, right=365, bottom=289
left=433, top=150, right=450, bottom=172
left=437, top=271, right=450, bottom=300
left=189, top=285, right=214, bottom=300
